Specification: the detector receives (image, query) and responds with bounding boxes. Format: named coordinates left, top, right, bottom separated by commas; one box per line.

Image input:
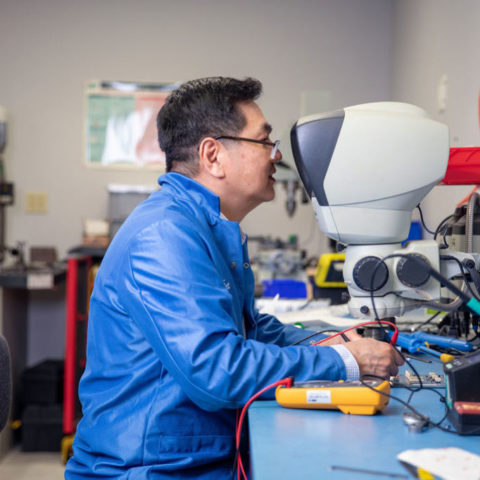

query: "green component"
left=294, top=322, right=305, bottom=329
left=444, top=378, right=452, bottom=409
left=467, top=297, right=480, bottom=315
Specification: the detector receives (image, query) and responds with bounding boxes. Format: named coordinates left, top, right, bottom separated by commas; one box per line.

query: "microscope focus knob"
left=353, top=256, right=389, bottom=292
left=396, top=254, right=431, bottom=288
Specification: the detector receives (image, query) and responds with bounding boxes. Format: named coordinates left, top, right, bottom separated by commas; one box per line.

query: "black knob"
left=396, top=254, right=431, bottom=288
left=353, top=256, right=389, bottom=292
left=341, top=291, right=350, bottom=303
left=463, top=259, right=475, bottom=269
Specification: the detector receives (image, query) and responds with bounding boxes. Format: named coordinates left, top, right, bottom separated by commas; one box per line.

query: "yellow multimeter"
left=275, top=379, right=390, bottom=415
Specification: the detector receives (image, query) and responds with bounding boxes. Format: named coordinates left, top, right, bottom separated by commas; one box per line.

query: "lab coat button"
left=231, top=262, right=237, bottom=268
left=243, top=262, right=249, bottom=269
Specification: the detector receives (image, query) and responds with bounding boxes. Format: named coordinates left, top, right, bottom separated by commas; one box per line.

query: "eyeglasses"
left=213, top=135, right=280, bottom=160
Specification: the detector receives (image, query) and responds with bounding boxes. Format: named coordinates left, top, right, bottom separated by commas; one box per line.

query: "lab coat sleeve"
left=117, top=218, right=346, bottom=412
left=251, top=309, right=327, bottom=346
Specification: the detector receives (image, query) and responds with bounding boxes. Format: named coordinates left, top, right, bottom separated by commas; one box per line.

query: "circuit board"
left=391, top=370, right=444, bottom=388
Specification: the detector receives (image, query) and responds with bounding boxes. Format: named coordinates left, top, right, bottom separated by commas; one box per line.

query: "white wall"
left=391, top=0, right=480, bottom=230
left=0, top=0, right=393, bottom=259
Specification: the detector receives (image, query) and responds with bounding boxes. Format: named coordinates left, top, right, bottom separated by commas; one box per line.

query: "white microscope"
left=291, top=102, right=480, bottom=319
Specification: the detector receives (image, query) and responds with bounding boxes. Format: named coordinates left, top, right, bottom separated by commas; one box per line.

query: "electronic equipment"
left=385, top=331, right=472, bottom=362
left=311, top=252, right=348, bottom=304
left=392, top=371, right=444, bottom=388
left=275, top=379, right=390, bottom=415
left=314, top=253, right=346, bottom=289
left=444, top=350, right=480, bottom=434
left=291, top=102, right=480, bottom=321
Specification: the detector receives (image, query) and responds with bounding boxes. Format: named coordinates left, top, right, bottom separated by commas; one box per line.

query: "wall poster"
left=84, top=80, right=179, bottom=169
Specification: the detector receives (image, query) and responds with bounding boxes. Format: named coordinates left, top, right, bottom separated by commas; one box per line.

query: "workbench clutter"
left=397, top=447, right=480, bottom=480
left=82, top=219, right=109, bottom=248
left=311, top=252, right=348, bottom=305
left=248, top=355, right=480, bottom=479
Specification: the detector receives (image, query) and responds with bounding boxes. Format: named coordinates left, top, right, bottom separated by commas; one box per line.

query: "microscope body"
left=291, top=102, right=456, bottom=318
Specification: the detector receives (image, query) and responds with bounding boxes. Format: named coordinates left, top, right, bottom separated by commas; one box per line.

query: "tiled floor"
left=0, top=448, right=65, bottom=480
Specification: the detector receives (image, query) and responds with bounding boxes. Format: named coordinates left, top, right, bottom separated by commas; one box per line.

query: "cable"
left=457, top=185, right=479, bottom=207
left=417, top=204, right=452, bottom=248
left=359, top=373, right=453, bottom=434
left=461, top=261, right=480, bottom=299
left=315, top=330, right=457, bottom=433
left=434, top=214, right=454, bottom=240
left=440, top=226, right=450, bottom=249
left=440, top=254, right=480, bottom=300
left=366, top=252, right=480, bottom=319
left=233, top=377, right=293, bottom=480
left=287, top=326, right=462, bottom=443
left=411, top=311, right=442, bottom=332
left=467, top=331, right=479, bottom=342
left=416, top=204, right=436, bottom=235
left=310, top=320, right=398, bottom=346
left=360, top=351, right=456, bottom=432
left=288, top=328, right=344, bottom=346
left=397, top=350, right=423, bottom=392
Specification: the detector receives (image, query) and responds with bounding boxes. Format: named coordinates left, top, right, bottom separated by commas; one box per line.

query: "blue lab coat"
left=65, top=172, right=346, bottom=479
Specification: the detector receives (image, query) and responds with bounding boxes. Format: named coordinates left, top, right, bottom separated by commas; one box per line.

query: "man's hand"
left=342, top=337, right=404, bottom=378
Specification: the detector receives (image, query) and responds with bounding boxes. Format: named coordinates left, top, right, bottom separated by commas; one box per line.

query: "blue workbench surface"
left=248, top=364, right=480, bottom=479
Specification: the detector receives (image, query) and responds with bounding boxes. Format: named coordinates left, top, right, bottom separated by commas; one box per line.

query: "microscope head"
left=291, top=102, right=450, bottom=245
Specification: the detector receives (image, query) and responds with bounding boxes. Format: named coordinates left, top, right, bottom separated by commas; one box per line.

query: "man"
left=66, top=77, right=403, bottom=479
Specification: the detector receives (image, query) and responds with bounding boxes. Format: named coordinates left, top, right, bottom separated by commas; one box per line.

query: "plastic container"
left=22, top=359, right=64, bottom=405
left=22, top=404, right=63, bottom=451
left=262, top=279, right=307, bottom=299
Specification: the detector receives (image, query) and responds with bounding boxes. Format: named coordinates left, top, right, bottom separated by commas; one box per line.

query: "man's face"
left=222, top=101, right=282, bottom=216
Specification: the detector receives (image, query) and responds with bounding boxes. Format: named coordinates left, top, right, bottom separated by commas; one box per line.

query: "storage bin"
left=22, top=404, right=63, bottom=451
left=262, top=279, right=307, bottom=299
left=22, top=359, right=64, bottom=405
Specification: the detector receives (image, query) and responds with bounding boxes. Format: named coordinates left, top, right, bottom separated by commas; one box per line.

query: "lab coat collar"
left=158, top=172, right=247, bottom=243
left=158, top=172, right=221, bottom=220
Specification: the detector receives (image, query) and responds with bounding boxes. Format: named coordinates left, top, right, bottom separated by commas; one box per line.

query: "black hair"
left=157, top=77, right=262, bottom=174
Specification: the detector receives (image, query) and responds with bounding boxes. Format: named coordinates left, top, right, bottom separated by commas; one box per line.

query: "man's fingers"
left=344, top=338, right=404, bottom=378
left=345, top=330, right=363, bottom=341
left=393, top=348, right=405, bottom=366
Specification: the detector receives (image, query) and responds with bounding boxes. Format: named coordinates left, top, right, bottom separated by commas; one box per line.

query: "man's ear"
left=198, top=137, right=226, bottom=178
